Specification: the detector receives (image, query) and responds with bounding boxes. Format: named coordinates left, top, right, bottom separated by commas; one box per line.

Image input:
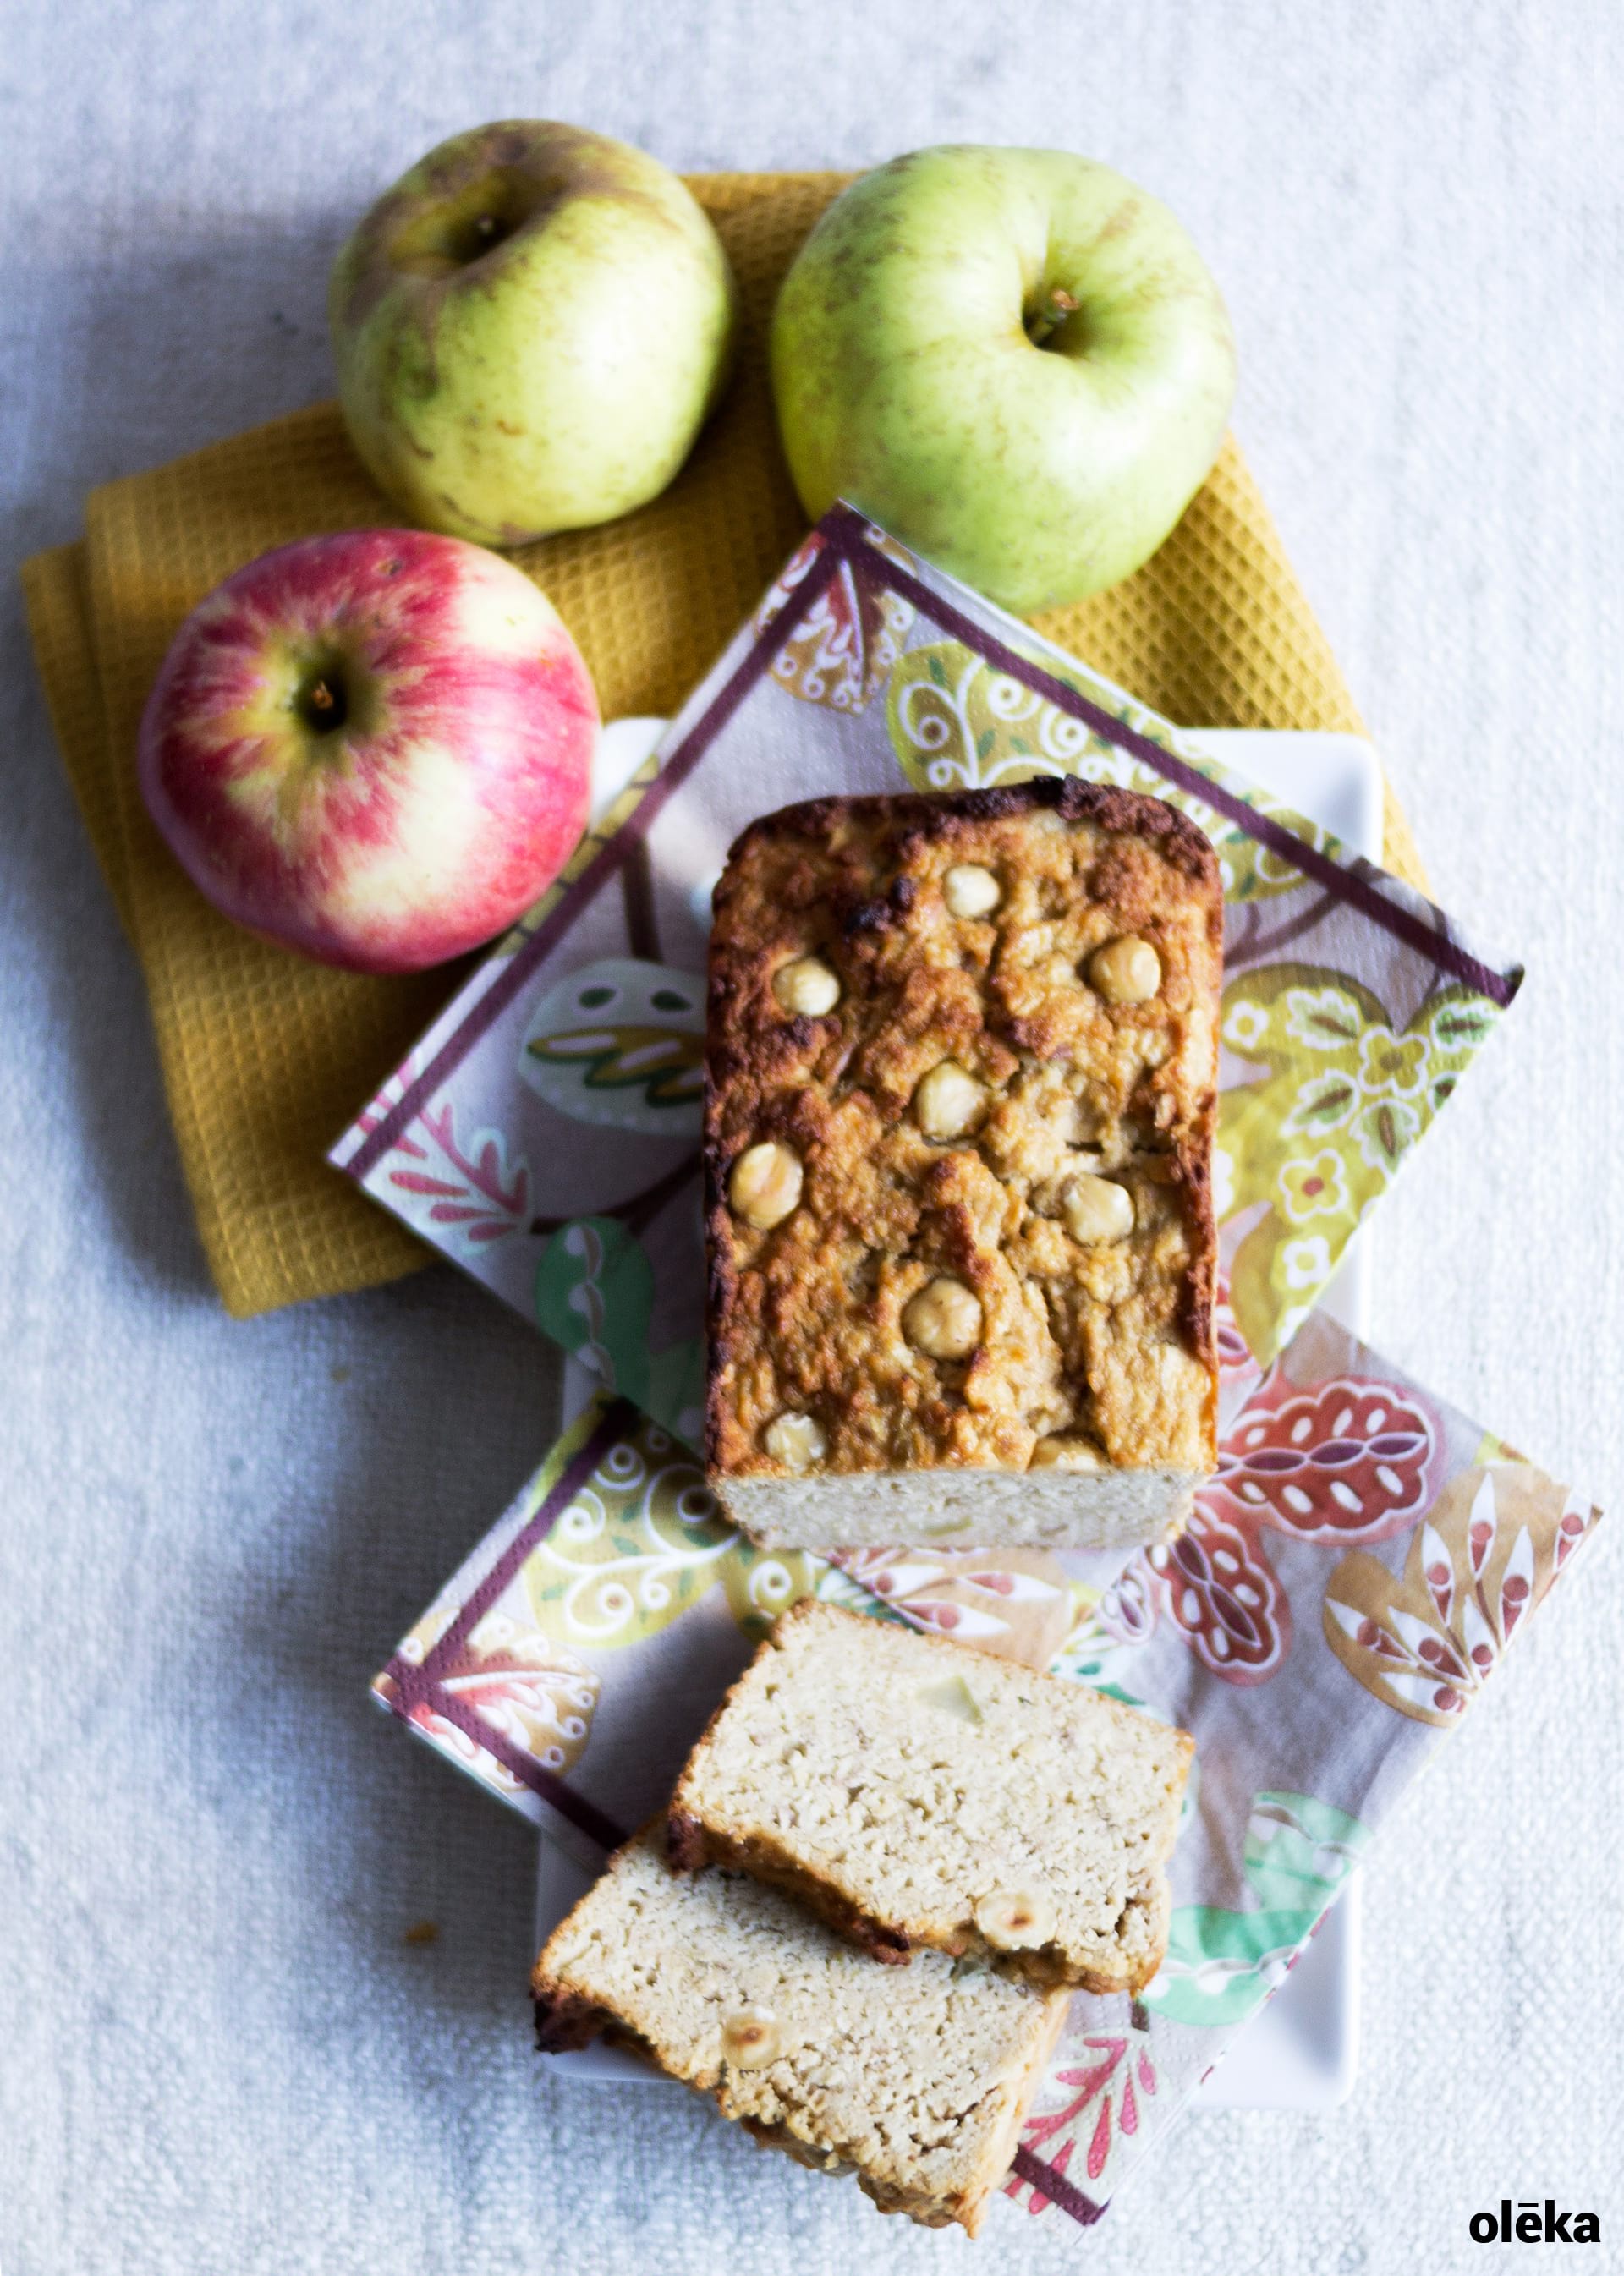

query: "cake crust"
left=703, top=780, right=1222, bottom=1543
left=667, top=1806, right=916, bottom=1963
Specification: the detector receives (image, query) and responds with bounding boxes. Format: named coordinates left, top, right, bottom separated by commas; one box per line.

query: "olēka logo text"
left=1469, top=2201, right=1600, bottom=2245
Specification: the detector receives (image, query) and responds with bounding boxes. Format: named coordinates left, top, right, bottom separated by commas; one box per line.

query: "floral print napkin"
left=332, top=505, right=1522, bottom=1434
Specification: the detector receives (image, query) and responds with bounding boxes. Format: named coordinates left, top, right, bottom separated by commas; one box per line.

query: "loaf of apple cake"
left=703, top=778, right=1221, bottom=1550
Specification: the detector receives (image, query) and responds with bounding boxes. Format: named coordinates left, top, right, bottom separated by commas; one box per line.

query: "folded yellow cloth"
left=20, top=167, right=1429, bottom=1320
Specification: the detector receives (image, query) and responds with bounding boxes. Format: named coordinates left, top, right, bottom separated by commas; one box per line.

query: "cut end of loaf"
left=715, top=1459, right=1199, bottom=1552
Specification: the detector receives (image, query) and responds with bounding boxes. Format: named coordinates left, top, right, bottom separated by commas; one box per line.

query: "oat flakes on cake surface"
left=703, top=778, right=1222, bottom=1551
left=531, top=1823, right=1068, bottom=2235
left=668, top=1599, right=1193, bottom=1992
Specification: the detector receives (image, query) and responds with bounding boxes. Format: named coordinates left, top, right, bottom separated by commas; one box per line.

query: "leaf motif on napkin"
left=382, top=1097, right=531, bottom=1249
left=1144, top=1791, right=1369, bottom=2029
left=830, top=1545, right=1073, bottom=1670
left=435, top=1619, right=601, bottom=1775
left=721, top=1543, right=826, bottom=1638
left=1219, top=965, right=1501, bottom=1360
left=757, top=528, right=915, bottom=714
left=1212, top=1379, right=1435, bottom=1542
left=886, top=640, right=1122, bottom=794
left=526, top=1024, right=705, bottom=1108
left=1141, top=1505, right=1292, bottom=1683
left=533, top=1220, right=705, bottom=1448
left=520, top=1421, right=734, bottom=1649
left=881, top=634, right=1330, bottom=907
left=377, top=1608, right=601, bottom=1779
left=1107, top=1368, right=1440, bottom=1686
left=518, top=957, right=705, bottom=1137
left=1323, top=1463, right=1597, bottom=1726
left=1008, top=2002, right=1162, bottom=2210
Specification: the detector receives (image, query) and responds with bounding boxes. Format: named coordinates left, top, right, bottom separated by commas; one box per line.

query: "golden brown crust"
left=735, top=1985, right=1071, bottom=2237
left=704, top=782, right=1222, bottom=1488
left=531, top=1983, right=607, bottom=2054
left=666, top=1605, right=913, bottom=1964
left=664, top=1806, right=710, bottom=1876
left=671, top=1811, right=1172, bottom=1991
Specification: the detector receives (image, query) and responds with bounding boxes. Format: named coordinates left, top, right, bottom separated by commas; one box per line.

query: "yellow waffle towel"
left=19, top=169, right=1429, bottom=1319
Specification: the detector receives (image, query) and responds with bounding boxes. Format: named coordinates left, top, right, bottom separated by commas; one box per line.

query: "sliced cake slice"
left=532, top=1824, right=1068, bottom=2236
left=668, top=1600, right=1192, bottom=1992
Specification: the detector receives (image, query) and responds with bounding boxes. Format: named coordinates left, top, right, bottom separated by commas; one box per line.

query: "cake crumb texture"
left=670, top=1600, right=1193, bottom=1990
left=532, top=1823, right=1069, bottom=2235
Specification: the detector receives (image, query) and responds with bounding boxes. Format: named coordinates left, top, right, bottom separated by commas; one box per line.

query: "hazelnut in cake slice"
left=669, top=1600, right=1192, bottom=1991
left=532, top=1823, right=1067, bottom=2235
left=705, top=779, right=1222, bottom=1551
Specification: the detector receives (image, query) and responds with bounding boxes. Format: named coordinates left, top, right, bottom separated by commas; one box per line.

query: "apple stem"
left=453, top=211, right=512, bottom=263
left=298, top=672, right=348, bottom=734
left=1026, top=287, right=1079, bottom=348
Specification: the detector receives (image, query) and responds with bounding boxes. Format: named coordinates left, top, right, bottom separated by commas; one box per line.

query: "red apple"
left=137, top=529, right=598, bottom=973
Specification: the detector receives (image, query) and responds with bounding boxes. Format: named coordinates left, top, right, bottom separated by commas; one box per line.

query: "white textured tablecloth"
left=3, top=5, right=1621, bottom=2270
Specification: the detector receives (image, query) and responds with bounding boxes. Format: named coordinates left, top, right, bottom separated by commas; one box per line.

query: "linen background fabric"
left=3, top=4, right=1621, bottom=2273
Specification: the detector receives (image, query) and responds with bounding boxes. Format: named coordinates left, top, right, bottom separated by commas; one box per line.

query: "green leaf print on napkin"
left=1144, top=1791, right=1369, bottom=2028
left=534, top=1219, right=705, bottom=1448
left=1219, top=967, right=1500, bottom=1361
left=525, top=1022, right=704, bottom=1111
left=515, top=1401, right=835, bottom=1654
left=883, top=639, right=1328, bottom=902
left=519, top=1413, right=737, bottom=1650
left=886, top=639, right=1131, bottom=792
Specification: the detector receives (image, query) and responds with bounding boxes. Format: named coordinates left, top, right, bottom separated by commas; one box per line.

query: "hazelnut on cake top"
left=704, top=779, right=1222, bottom=1551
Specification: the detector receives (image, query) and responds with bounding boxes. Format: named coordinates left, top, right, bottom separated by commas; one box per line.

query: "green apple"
left=330, top=122, right=738, bottom=546
left=771, top=147, right=1237, bottom=613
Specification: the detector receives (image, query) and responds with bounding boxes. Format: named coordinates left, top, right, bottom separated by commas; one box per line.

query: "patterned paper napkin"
left=335, top=503, right=1522, bottom=1423
left=373, top=1320, right=1600, bottom=2233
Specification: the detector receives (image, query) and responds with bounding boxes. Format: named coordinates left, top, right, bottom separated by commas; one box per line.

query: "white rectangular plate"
left=537, top=727, right=1382, bottom=2111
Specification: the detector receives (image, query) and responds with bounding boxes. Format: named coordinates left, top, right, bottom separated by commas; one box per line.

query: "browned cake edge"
left=703, top=778, right=1223, bottom=1483
left=736, top=1981, right=1068, bottom=2235
left=667, top=1813, right=1169, bottom=1994
left=530, top=1983, right=1063, bottom=2235
left=667, top=1811, right=915, bottom=1963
